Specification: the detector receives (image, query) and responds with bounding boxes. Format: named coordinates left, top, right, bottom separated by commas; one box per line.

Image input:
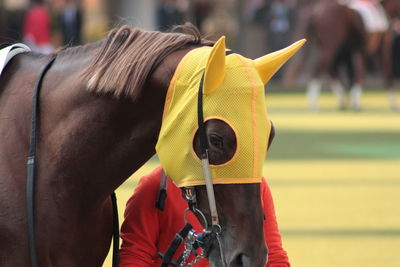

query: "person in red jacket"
left=119, top=166, right=290, bottom=267
left=22, top=0, right=53, bottom=54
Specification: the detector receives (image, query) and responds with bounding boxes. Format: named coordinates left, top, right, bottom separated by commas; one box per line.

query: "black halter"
left=26, top=55, right=119, bottom=267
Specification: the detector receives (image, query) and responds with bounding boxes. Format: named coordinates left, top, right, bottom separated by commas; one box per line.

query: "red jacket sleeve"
left=119, top=167, right=163, bottom=267
left=261, top=178, right=290, bottom=267
left=119, top=169, right=289, bottom=267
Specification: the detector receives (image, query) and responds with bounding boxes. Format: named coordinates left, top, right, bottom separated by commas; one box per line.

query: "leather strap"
left=27, top=55, right=57, bottom=267
left=26, top=55, right=120, bottom=267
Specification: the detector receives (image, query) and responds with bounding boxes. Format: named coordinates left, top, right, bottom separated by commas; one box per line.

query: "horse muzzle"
left=227, top=247, right=268, bottom=267
left=205, top=229, right=268, bottom=267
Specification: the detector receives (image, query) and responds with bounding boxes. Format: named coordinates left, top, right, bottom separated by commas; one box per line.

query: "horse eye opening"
left=193, top=119, right=237, bottom=165
left=209, top=134, right=224, bottom=150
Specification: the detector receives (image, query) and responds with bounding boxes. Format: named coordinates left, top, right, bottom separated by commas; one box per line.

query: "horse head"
left=156, top=37, right=305, bottom=266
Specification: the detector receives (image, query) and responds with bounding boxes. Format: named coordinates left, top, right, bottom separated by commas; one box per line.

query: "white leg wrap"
left=307, top=79, right=321, bottom=112
left=330, top=80, right=346, bottom=109
left=350, top=84, right=362, bottom=110
left=387, top=90, right=398, bottom=111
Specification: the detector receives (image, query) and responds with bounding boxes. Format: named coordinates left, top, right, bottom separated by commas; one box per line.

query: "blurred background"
left=1, top=0, right=399, bottom=266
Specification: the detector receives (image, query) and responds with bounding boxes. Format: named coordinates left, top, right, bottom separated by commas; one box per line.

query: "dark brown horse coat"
left=0, top=27, right=199, bottom=266
left=0, top=25, right=269, bottom=267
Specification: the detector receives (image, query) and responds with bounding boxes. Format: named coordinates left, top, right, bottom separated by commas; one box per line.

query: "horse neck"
left=34, top=47, right=187, bottom=206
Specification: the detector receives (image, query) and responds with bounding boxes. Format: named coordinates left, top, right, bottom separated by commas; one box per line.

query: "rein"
left=27, top=55, right=57, bottom=267
left=26, top=55, right=119, bottom=267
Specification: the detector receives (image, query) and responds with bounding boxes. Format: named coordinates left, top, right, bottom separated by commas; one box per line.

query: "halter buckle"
left=182, top=186, right=197, bottom=211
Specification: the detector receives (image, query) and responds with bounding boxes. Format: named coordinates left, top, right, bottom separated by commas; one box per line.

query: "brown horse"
left=300, top=0, right=399, bottom=111
left=0, top=24, right=301, bottom=267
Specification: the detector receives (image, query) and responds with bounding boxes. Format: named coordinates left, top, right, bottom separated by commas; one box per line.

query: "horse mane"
left=81, top=24, right=212, bottom=100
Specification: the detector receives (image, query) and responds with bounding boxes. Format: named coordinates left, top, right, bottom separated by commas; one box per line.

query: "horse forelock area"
left=78, top=24, right=212, bottom=101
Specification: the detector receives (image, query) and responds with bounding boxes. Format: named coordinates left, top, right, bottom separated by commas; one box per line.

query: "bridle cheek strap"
left=197, top=74, right=219, bottom=226
left=200, top=156, right=219, bottom=225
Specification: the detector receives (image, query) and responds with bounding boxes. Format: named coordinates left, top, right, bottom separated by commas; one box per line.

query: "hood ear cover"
left=254, top=39, right=306, bottom=84
left=203, top=36, right=227, bottom=94
left=156, top=37, right=306, bottom=187
left=203, top=37, right=306, bottom=91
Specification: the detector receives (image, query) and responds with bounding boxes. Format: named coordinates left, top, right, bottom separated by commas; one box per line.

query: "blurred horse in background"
left=288, top=0, right=400, bottom=111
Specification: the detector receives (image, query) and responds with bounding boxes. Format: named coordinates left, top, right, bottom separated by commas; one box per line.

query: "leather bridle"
left=158, top=69, right=228, bottom=267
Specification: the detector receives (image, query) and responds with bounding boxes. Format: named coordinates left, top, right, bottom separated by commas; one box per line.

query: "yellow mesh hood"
left=155, top=46, right=269, bottom=187
left=155, top=38, right=305, bottom=187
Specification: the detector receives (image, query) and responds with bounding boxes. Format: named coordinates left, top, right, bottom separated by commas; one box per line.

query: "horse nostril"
left=232, top=253, right=250, bottom=267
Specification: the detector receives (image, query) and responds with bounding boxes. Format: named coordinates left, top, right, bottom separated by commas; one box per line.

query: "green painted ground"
left=268, top=130, right=400, bottom=160
left=104, top=90, right=400, bottom=267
